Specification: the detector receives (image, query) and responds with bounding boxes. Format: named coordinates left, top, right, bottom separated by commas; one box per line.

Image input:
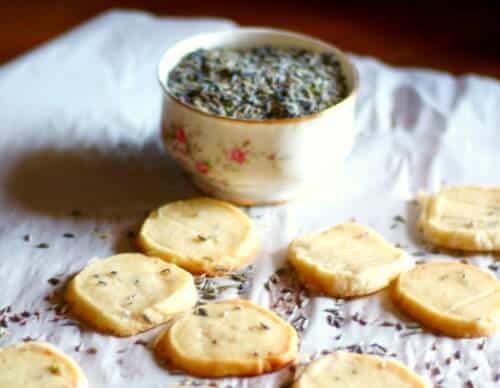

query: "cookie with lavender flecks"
left=288, top=222, right=414, bottom=298
left=0, top=341, right=88, bottom=388
left=418, top=186, right=500, bottom=251
left=392, top=261, right=500, bottom=338
left=154, top=299, right=298, bottom=377
left=65, top=253, right=197, bottom=336
left=292, top=351, right=427, bottom=388
left=137, top=197, right=259, bottom=276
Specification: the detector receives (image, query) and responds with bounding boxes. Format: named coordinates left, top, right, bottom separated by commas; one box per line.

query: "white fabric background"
left=0, top=10, right=499, bottom=387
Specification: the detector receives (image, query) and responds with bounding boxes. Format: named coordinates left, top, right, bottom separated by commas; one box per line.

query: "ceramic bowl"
left=157, top=28, right=358, bottom=205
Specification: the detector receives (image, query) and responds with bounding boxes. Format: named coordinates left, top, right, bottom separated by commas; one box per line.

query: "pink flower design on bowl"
left=196, top=160, right=209, bottom=174
left=229, top=148, right=247, bottom=164
left=174, top=126, right=187, bottom=143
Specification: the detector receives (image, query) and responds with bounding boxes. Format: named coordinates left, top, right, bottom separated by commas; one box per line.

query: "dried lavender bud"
left=134, top=339, right=148, bottom=347
left=195, top=307, right=208, bottom=317
left=47, top=278, right=60, bottom=286
left=168, top=46, right=347, bottom=120
left=430, top=367, right=441, bottom=377
left=393, top=215, right=406, bottom=224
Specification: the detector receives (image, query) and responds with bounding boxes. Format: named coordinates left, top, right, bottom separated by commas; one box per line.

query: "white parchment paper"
left=0, top=10, right=499, bottom=388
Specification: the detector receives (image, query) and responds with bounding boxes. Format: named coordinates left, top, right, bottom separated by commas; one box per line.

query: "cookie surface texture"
left=418, top=186, right=500, bottom=251
left=392, top=261, right=500, bottom=337
left=288, top=222, right=413, bottom=297
left=0, top=341, right=88, bottom=388
left=154, top=299, right=298, bottom=377
left=292, top=351, right=427, bottom=388
left=138, top=197, right=259, bottom=276
left=65, top=253, right=197, bottom=336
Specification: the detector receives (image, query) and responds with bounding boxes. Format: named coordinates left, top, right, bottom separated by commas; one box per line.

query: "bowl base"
left=190, top=175, right=311, bottom=206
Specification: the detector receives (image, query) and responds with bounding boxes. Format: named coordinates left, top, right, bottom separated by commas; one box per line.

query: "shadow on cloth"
left=4, top=140, right=198, bottom=219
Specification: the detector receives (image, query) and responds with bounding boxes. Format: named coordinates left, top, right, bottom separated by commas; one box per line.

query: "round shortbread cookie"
left=137, top=197, right=259, bottom=276
left=288, top=222, right=413, bottom=298
left=292, top=351, right=427, bottom=388
left=154, top=299, right=298, bottom=377
left=418, top=186, right=500, bottom=251
left=0, top=341, right=88, bottom=388
left=65, top=253, right=197, bottom=336
left=392, top=261, right=500, bottom=337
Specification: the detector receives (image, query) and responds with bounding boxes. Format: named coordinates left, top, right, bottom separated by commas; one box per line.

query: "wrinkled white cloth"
left=0, top=10, right=499, bottom=388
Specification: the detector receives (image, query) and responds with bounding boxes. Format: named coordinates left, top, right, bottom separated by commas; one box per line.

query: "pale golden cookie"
left=65, top=253, right=197, bottom=336
left=154, top=299, right=298, bottom=377
left=137, top=197, right=259, bottom=276
left=392, top=261, right=500, bottom=337
left=288, top=222, right=413, bottom=297
left=292, top=351, right=427, bottom=388
left=0, top=341, right=88, bottom=388
left=418, top=186, right=500, bottom=251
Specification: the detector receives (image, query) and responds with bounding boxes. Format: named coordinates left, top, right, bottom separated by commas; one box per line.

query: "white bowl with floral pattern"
left=158, top=28, right=358, bottom=205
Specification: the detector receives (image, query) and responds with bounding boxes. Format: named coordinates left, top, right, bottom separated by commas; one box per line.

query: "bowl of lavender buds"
left=158, top=28, right=358, bottom=205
